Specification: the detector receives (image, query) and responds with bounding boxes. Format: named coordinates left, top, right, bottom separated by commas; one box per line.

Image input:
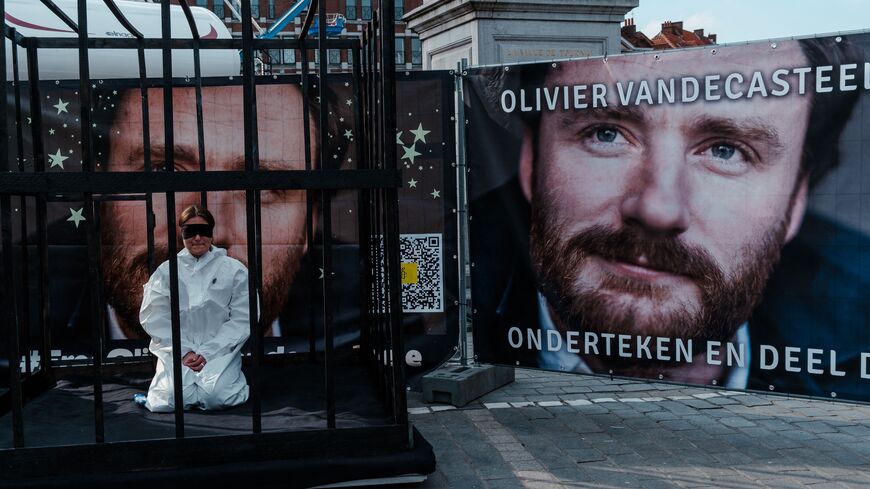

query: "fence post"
left=454, top=59, right=473, bottom=367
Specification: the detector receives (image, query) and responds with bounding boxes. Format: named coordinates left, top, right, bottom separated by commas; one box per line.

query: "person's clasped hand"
left=182, top=351, right=207, bottom=372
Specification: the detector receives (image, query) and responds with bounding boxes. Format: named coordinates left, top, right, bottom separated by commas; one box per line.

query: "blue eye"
left=596, top=127, right=618, bottom=143
left=711, top=144, right=736, bottom=160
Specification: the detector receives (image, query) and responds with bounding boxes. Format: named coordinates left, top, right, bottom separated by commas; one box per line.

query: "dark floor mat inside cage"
left=1, top=360, right=392, bottom=448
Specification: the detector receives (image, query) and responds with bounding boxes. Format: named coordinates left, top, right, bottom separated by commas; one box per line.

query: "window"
left=268, top=0, right=275, bottom=18
left=212, top=0, right=224, bottom=19
left=347, top=48, right=353, bottom=66
left=268, top=49, right=281, bottom=64
left=395, top=4, right=404, bottom=19
left=411, top=37, right=422, bottom=65
left=196, top=0, right=207, bottom=6
left=361, top=0, right=372, bottom=20
left=250, top=0, right=259, bottom=18
left=283, top=48, right=296, bottom=64
left=346, top=0, right=357, bottom=20
left=328, top=49, right=341, bottom=65
left=395, top=38, right=405, bottom=65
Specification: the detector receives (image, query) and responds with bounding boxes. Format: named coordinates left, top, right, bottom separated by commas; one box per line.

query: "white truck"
left=5, top=0, right=239, bottom=80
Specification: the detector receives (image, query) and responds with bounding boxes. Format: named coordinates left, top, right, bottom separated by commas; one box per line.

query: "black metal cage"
left=0, top=0, right=430, bottom=486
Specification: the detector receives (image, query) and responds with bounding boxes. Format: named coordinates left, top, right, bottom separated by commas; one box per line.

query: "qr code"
left=373, top=233, right=444, bottom=313
left=400, top=234, right=443, bottom=312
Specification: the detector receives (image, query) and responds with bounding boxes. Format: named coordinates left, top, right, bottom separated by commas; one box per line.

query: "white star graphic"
left=430, top=189, right=441, bottom=199
left=345, top=99, right=353, bottom=106
left=396, top=131, right=403, bottom=145
left=67, top=208, right=86, bottom=228
left=48, top=128, right=55, bottom=135
left=49, top=148, right=69, bottom=169
left=410, top=123, right=430, bottom=144
left=318, top=268, right=324, bottom=279
left=53, top=99, right=69, bottom=115
left=401, top=144, right=422, bottom=164
left=344, top=129, right=353, bottom=139
left=408, top=178, right=418, bottom=188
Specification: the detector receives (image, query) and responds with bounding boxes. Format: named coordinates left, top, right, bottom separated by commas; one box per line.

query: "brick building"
left=620, top=17, right=654, bottom=50
left=190, top=0, right=424, bottom=72
left=622, top=18, right=716, bottom=51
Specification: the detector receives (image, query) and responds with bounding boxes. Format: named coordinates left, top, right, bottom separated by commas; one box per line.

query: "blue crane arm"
left=310, top=15, right=346, bottom=37
left=259, top=0, right=311, bottom=39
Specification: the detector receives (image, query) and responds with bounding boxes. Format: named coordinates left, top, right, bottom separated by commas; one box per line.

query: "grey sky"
left=629, top=0, right=870, bottom=44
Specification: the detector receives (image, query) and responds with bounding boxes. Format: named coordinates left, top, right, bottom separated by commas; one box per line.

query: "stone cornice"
left=406, top=0, right=638, bottom=35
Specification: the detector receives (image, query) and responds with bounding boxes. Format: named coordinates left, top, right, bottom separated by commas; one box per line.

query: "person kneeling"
left=137, top=204, right=251, bottom=412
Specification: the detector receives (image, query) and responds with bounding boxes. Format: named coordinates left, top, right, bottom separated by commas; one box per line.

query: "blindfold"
left=181, top=224, right=214, bottom=239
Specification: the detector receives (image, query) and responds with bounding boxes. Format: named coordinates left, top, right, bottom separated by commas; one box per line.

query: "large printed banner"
left=466, top=33, right=870, bottom=402
left=5, top=72, right=457, bottom=385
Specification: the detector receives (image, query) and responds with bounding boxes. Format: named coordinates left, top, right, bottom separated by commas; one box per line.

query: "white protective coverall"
left=139, top=246, right=251, bottom=412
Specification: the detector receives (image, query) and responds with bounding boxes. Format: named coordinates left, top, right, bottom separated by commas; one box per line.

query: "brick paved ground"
left=397, top=369, right=870, bottom=488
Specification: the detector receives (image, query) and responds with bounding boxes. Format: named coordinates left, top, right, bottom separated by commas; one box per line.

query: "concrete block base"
left=421, top=364, right=515, bottom=407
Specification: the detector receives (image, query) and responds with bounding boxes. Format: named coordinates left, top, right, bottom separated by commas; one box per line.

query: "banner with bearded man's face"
left=465, top=33, right=870, bottom=403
